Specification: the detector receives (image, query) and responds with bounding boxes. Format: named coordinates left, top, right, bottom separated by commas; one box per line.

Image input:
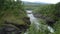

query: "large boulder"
left=0, top=24, right=20, bottom=34
left=0, top=23, right=30, bottom=34
left=0, top=17, right=31, bottom=34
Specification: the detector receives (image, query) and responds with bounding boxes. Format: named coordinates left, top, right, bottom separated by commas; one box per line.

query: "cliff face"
left=0, top=17, right=31, bottom=34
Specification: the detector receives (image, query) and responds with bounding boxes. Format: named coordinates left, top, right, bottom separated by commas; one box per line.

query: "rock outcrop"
left=0, top=17, right=31, bottom=34
left=33, top=13, right=56, bottom=27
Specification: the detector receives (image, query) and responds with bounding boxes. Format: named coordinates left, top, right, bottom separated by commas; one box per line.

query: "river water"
left=24, top=10, right=54, bottom=34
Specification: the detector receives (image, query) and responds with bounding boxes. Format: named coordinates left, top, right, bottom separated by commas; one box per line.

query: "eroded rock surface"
left=0, top=17, right=31, bottom=34
left=33, top=13, right=56, bottom=26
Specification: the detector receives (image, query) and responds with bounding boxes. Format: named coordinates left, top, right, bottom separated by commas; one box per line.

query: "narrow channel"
left=24, top=10, right=54, bottom=34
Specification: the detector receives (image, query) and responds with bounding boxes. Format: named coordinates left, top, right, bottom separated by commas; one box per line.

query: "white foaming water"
left=24, top=10, right=54, bottom=34
left=48, top=26, right=54, bottom=33
left=27, top=10, right=40, bottom=29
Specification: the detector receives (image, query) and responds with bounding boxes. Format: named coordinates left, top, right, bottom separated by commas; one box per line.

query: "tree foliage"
left=55, top=2, right=60, bottom=17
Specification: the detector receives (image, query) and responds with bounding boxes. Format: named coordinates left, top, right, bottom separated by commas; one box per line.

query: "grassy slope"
left=33, top=2, right=60, bottom=34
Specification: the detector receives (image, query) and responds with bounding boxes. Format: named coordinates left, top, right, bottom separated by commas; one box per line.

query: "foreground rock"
left=0, top=17, right=31, bottom=34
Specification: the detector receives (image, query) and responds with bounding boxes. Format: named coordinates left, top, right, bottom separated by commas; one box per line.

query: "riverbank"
left=32, top=2, right=60, bottom=34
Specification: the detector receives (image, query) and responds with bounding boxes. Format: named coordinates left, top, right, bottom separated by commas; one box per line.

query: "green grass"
left=53, top=20, right=60, bottom=34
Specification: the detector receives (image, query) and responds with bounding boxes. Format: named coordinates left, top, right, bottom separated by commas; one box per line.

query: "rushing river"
left=24, top=10, right=54, bottom=34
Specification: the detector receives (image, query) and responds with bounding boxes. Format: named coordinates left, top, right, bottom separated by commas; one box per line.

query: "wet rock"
left=0, top=27, right=4, bottom=34
left=0, top=24, right=28, bottom=34
left=23, top=17, right=31, bottom=25
left=0, top=24, right=20, bottom=34
left=33, top=13, right=46, bottom=19
left=0, top=21, right=30, bottom=34
left=33, top=14, right=56, bottom=26
left=4, top=25, right=18, bottom=32
left=33, top=13, right=42, bottom=18
left=45, top=18, right=56, bottom=26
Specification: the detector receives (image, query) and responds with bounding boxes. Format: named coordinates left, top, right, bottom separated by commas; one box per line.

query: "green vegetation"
left=0, top=0, right=31, bottom=34
left=0, top=0, right=60, bottom=34
left=0, top=0, right=27, bottom=26
left=33, top=2, right=60, bottom=34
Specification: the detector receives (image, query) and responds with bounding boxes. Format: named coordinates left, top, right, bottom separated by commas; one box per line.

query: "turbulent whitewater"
left=24, top=10, right=54, bottom=34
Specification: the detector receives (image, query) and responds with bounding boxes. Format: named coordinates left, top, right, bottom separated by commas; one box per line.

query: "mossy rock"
left=3, top=16, right=26, bottom=25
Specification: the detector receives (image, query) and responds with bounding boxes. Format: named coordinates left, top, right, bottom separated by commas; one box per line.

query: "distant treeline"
left=23, top=1, right=47, bottom=10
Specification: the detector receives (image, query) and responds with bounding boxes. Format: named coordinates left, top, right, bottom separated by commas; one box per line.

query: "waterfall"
left=24, top=10, right=54, bottom=34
